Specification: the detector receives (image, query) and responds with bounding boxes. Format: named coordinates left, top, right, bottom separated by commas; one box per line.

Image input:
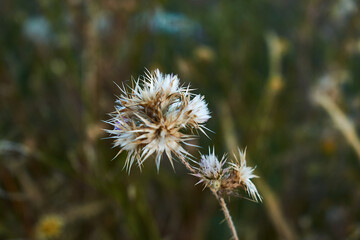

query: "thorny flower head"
left=105, top=69, right=211, bottom=172
left=195, top=148, right=262, bottom=202
left=193, top=148, right=227, bottom=190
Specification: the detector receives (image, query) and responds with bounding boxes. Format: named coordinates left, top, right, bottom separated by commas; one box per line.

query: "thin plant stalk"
left=211, top=189, right=239, bottom=240
left=179, top=157, right=196, bottom=174
left=179, top=157, right=239, bottom=240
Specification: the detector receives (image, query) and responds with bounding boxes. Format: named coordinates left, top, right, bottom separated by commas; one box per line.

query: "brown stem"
left=211, top=189, right=239, bottom=240
left=179, top=157, right=196, bottom=174
left=178, top=156, right=238, bottom=239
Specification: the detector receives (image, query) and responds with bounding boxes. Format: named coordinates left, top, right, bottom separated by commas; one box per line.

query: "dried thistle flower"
left=193, top=148, right=227, bottom=190
left=195, top=148, right=262, bottom=202
left=105, top=69, right=210, bottom=172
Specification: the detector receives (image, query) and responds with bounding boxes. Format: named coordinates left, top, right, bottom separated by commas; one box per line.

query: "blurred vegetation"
left=1, top=0, right=360, bottom=239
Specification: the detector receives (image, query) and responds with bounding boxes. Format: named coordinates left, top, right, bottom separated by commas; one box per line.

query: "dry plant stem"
left=179, top=157, right=197, bottom=174
left=178, top=158, right=239, bottom=240
left=211, top=189, right=239, bottom=240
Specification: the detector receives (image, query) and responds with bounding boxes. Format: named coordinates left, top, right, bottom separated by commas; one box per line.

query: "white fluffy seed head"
left=105, top=69, right=211, bottom=172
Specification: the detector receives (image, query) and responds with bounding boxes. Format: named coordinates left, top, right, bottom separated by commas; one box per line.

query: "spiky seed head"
left=105, top=69, right=211, bottom=172
left=194, top=147, right=262, bottom=202
left=193, top=148, right=226, bottom=190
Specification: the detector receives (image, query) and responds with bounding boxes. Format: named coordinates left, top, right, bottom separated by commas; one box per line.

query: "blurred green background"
left=1, top=0, right=360, bottom=239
